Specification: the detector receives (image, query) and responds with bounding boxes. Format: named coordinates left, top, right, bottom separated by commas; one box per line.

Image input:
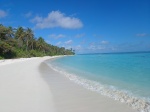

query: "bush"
left=0, top=56, right=4, bottom=59
left=29, top=50, right=42, bottom=57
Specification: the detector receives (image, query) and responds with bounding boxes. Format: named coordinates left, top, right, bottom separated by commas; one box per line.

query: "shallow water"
left=47, top=52, right=150, bottom=112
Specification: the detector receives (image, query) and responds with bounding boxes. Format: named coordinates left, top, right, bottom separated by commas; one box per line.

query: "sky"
left=0, top=0, right=150, bottom=54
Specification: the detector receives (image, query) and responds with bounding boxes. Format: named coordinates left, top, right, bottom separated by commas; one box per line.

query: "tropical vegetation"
left=0, top=24, right=75, bottom=59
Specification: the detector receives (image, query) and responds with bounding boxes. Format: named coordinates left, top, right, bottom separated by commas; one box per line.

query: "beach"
left=0, top=57, right=55, bottom=112
left=0, top=56, right=137, bottom=112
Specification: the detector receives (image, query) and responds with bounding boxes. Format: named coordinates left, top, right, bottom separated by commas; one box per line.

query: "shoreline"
left=47, top=58, right=150, bottom=112
left=0, top=56, right=137, bottom=112
left=41, top=60, right=137, bottom=112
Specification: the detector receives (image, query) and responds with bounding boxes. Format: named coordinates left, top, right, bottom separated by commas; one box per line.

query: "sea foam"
left=47, top=63, right=150, bottom=112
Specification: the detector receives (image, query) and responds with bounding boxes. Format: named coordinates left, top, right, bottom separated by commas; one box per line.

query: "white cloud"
left=31, top=11, right=83, bottom=29
left=31, top=16, right=42, bottom=22
left=88, top=41, right=109, bottom=51
left=45, top=40, right=50, bottom=44
left=75, top=45, right=81, bottom=50
left=136, top=33, right=148, bottom=37
left=65, top=40, right=73, bottom=44
left=65, top=46, right=72, bottom=49
left=56, top=41, right=62, bottom=46
left=49, top=34, right=66, bottom=39
left=80, top=39, right=86, bottom=44
left=89, top=42, right=95, bottom=46
left=75, top=33, right=85, bottom=38
left=88, top=44, right=96, bottom=50
left=24, top=12, right=32, bottom=18
left=97, top=45, right=105, bottom=50
left=0, top=9, right=7, bottom=18
left=93, top=34, right=103, bottom=38
left=101, top=40, right=109, bottom=44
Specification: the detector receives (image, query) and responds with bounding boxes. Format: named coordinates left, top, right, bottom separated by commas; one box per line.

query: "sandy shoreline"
left=0, top=57, right=137, bottom=112
left=0, top=57, right=55, bottom=112
left=42, top=59, right=137, bottom=112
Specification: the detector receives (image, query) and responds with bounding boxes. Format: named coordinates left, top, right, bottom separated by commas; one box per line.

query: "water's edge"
left=45, top=60, right=150, bottom=112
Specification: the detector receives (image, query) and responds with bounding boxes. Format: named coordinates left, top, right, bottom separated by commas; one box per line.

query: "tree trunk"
left=26, top=40, right=28, bottom=51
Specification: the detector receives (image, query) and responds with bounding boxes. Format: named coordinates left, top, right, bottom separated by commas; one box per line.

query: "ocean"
left=46, top=52, right=150, bottom=112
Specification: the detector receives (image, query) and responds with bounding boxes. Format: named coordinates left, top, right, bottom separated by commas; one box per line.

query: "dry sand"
left=0, top=57, right=137, bottom=112
left=0, top=57, right=55, bottom=112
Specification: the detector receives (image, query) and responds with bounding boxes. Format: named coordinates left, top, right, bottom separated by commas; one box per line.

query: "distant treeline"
left=0, top=24, right=75, bottom=59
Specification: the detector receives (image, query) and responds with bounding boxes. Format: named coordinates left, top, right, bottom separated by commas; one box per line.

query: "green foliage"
left=0, top=41, right=16, bottom=59
left=28, top=50, right=45, bottom=57
left=0, top=24, right=75, bottom=59
left=0, top=56, right=4, bottom=59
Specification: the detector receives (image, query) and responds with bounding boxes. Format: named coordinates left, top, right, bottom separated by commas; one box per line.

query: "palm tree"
left=0, top=25, right=8, bottom=40
left=29, top=37, right=36, bottom=50
left=36, top=37, right=47, bottom=53
left=6, top=26, right=14, bottom=39
left=15, top=27, right=25, bottom=48
left=24, top=28, right=34, bottom=51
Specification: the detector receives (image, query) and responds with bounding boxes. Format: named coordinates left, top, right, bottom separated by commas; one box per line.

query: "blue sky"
left=0, top=0, right=150, bottom=53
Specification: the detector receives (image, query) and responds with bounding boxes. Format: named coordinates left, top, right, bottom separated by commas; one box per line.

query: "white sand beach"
left=0, top=57, right=137, bottom=112
left=0, top=57, right=55, bottom=112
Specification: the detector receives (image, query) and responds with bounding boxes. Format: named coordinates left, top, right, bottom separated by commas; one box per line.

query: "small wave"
left=47, top=63, right=150, bottom=112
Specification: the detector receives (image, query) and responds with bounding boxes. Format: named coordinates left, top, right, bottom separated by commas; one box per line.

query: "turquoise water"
left=47, top=52, right=150, bottom=112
